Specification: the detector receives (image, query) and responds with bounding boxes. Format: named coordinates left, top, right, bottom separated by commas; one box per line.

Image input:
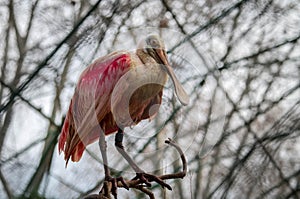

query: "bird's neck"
left=129, top=49, right=168, bottom=98
left=135, top=49, right=168, bottom=82
left=136, top=48, right=156, bottom=65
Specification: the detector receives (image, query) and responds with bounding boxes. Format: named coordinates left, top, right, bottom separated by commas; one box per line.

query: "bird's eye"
left=147, top=38, right=159, bottom=48
left=151, top=40, right=159, bottom=48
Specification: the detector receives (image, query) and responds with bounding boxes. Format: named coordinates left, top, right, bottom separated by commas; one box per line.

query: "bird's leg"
left=98, top=131, right=128, bottom=198
left=99, top=132, right=110, bottom=179
left=115, top=129, right=144, bottom=173
left=115, top=128, right=172, bottom=190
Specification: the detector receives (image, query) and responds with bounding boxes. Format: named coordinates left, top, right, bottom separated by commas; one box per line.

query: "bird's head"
left=138, top=34, right=189, bottom=106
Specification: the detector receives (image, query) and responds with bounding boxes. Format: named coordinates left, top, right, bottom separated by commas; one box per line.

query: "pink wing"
left=59, top=51, right=131, bottom=164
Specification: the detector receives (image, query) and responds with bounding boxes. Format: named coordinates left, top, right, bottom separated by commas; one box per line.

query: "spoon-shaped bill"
left=155, top=49, right=190, bottom=105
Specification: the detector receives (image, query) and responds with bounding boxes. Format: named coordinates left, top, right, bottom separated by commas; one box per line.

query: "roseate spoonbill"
left=58, top=34, right=189, bottom=197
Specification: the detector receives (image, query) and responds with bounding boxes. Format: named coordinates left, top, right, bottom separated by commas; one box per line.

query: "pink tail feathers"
left=58, top=106, right=85, bottom=166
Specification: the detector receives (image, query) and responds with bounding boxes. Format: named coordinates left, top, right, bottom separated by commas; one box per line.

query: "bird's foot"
left=101, top=176, right=129, bottom=199
left=132, top=172, right=172, bottom=190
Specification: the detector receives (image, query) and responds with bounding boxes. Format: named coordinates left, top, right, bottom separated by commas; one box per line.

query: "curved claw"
left=104, top=176, right=129, bottom=199
left=133, top=172, right=172, bottom=190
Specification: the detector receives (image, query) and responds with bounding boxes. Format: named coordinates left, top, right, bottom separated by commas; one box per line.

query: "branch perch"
left=84, top=138, right=187, bottom=199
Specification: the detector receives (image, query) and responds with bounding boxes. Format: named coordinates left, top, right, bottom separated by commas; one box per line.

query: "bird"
left=58, top=34, right=189, bottom=197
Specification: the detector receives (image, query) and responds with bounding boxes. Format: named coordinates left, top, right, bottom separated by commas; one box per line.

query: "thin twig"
left=167, top=0, right=251, bottom=53
left=0, top=78, right=58, bottom=127
left=0, top=0, right=103, bottom=114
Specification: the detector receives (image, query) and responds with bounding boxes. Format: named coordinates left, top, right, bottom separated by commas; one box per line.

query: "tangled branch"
left=84, top=138, right=187, bottom=199
left=0, top=0, right=103, bottom=114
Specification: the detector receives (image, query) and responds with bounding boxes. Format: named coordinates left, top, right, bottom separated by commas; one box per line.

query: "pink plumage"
left=58, top=35, right=190, bottom=196
left=58, top=35, right=189, bottom=171
left=58, top=51, right=163, bottom=163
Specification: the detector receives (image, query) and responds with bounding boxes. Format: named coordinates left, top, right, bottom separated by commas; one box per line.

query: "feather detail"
left=59, top=51, right=131, bottom=164
left=59, top=49, right=169, bottom=165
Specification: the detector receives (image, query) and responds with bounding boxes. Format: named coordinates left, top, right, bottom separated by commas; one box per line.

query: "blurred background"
left=0, top=0, right=300, bottom=198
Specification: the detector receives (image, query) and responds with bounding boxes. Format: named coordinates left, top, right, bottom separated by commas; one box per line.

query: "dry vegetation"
left=0, top=0, right=299, bottom=198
